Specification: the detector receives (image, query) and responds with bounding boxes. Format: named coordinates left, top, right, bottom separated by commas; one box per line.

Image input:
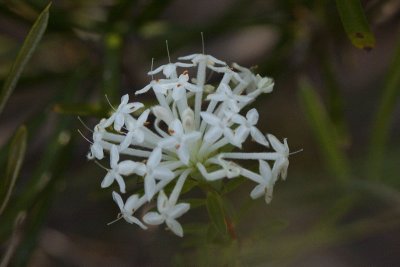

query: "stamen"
left=150, top=58, right=155, bottom=81
left=77, top=129, right=93, bottom=144
left=94, top=160, right=110, bottom=171
left=105, top=94, right=116, bottom=111
left=78, top=116, right=93, bottom=133
left=107, top=213, right=123, bottom=225
left=289, top=149, right=303, bottom=156
left=201, top=32, right=205, bottom=54
left=166, top=40, right=171, bottom=63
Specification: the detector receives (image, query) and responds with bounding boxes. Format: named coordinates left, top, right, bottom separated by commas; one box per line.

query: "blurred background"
left=0, top=0, right=399, bottom=266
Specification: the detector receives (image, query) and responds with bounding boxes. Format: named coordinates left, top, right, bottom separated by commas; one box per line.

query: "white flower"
left=200, top=111, right=236, bottom=145
left=101, top=145, right=139, bottom=193
left=105, top=94, right=144, bottom=131
left=148, top=62, right=194, bottom=78
left=135, top=147, right=175, bottom=201
left=249, top=160, right=275, bottom=204
left=112, top=191, right=147, bottom=229
left=87, top=51, right=293, bottom=237
left=268, top=134, right=289, bottom=180
left=232, top=108, right=269, bottom=147
left=143, top=190, right=190, bottom=237
left=207, top=83, right=252, bottom=113
left=119, top=109, right=150, bottom=151
left=159, top=119, right=201, bottom=165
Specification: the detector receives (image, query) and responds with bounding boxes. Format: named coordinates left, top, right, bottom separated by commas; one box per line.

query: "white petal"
left=163, top=64, right=177, bottom=77
left=246, top=108, right=259, bottom=125
left=251, top=127, right=269, bottom=147
left=177, top=145, right=190, bottom=165
left=137, top=109, right=150, bottom=125
left=118, top=160, right=137, bottom=175
left=101, top=172, right=114, bottom=188
left=125, top=215, right=148, bottom=229
left=148, top=147, right=162, bottom=168
left=120, top=94, right=129, bottom=105
left=200, top=112, right=220, bottom=126
left=169, top=203, right=190, bottom=218
left=112, top=191, right=124, bottom=211
left=172, top=86, right=186, bottom=101
left=114, top=113, right=124, bottom=131
left=135, top=84, right=152, bottom=95
left=169, top=119, right=184, bottom=136
left=134, top=130, right=145, bottom=144
left=125, top=194, right=139, bottom=211
left=250, top=184, right=265, bottom=199
left=143, top=212, right=165, bottom=225
left=91, top=143, right=104, bottom=160
left=204, top=127, right=223, bottom=143
left=265, top=186, right=274, bottom=204
left=235, top=126, right=250, bottom=143
left=259, top=160, right=272, bottom=180
left=267, top=134, right=284, bottom=153
left=110, top=145, right=119, bottom=169
left=145, top=174, right=156, bottom=201
left=157, top=190, right=169, bottom=212
left=134, top=163, right=147, bottom=176
left=166, top=218, right=184, bottom=237
left=154, top=167, right=175, bottom=180
left=114, top=173, right=126, bottom=193
left=119, top=131, right=134, bottom=151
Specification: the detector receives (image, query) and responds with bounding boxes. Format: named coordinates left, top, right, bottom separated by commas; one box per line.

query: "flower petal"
left=246, top=108, right=259, bottom=125
left=114, top=173, right=126, bottom=193
left=125, top=194, right=139, bottom=211
left=169, top=203, right=190, bottom=218
left=101, top=172, right=114, bottom=188
left=118, top=160, right=137, bottom=175
left=166, top=218, right=184, bottom=237
left=157, top=190, right=169, bottom=212
left=250, top=184, right=265, bottom=199
left=143, top=212, right=165, bottom=225
left=126, top=215, right=148, bottom=229
left=110, top=145, right=119, bottom=169
left=251, top=127, right=269, bottom=147
left=112, top=191, right=124, bottom=211
left=148, top=147, right=162, bottom=168
left=144, top=174, right=156, bottom=201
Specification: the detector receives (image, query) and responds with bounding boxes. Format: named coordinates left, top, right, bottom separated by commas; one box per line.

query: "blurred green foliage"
left=0, top=0, right=399, bottom=266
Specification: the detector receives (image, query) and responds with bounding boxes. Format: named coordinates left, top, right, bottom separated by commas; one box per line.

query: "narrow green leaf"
left=0, top=126, right=28, bottom=216
left=336, top=0, right=375, bottom=50
left=53, top=103, right=107, bottom=117
left=206, top=192, right=227, bottom=236
left=0, top=3, right=51, bottom=115
left=368, top=38, right=400, bottom=180
left=298, top=78, right=350, bottom=182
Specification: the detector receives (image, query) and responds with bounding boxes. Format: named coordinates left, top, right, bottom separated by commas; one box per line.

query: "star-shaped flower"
left=112, top=191, right=147, bottom=229
left=268, top=134, right=289, bottom=180
left=143, top=190, right=190, bottom=237
left=159, top=119, right=201, bottom=165
left=249, top=160, right=275, bottom=204
left=119, top=109, right=150, bottom=151
left=135, top=147, right=175, bottom=201
left=232, top=108, right=269, bottom=147
left=105, top=94, right=144, bottom=131
left=101, top=145, right=139, bottom=193
left=148, top=62, right=194, bottom=79
left=207, top=83, right=252, bottom=113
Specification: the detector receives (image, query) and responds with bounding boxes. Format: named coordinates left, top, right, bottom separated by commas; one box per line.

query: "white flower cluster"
left=87, top=53, right=290, bottom=237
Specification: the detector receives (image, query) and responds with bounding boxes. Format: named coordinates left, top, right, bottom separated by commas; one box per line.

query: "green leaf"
left=368, top=38, right=400, bottom=180
left=53, top=103, right=107, bottom=117
left=206, top=192, right=227, bottom=236
left=0, top=3, right=51, bottom=115
left=336, top=0, right=375, bottom=50
left=0, top=126, right=28, bottom=216
left=298, top=78, right=350, bottom=182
